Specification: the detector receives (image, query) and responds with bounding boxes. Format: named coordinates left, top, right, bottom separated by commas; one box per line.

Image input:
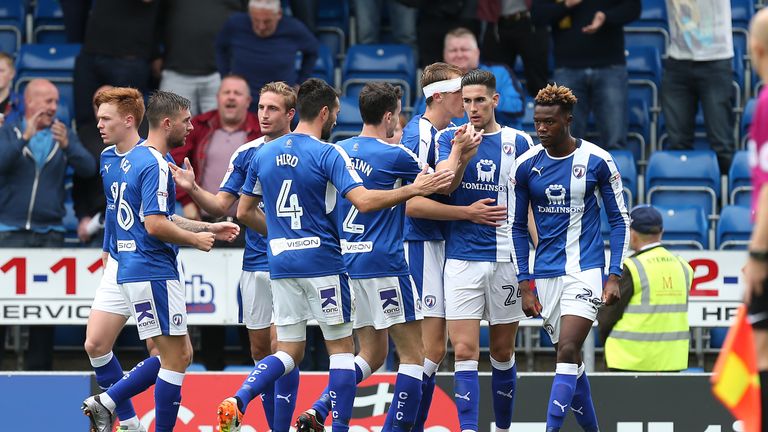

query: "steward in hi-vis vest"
left=597, top=205, right=693, bottom=371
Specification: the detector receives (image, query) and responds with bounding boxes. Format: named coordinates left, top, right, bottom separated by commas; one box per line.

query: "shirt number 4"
left=276, top=179, right=304, bottom=230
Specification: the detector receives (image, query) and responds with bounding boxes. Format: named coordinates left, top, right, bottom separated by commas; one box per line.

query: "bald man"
left=0, top=78, right=94, bottom=370
left=745, top=9, right=768, bottom=429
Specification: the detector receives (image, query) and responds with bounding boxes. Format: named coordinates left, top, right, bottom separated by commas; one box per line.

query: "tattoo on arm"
left=171, top=215, right=210, bottom=233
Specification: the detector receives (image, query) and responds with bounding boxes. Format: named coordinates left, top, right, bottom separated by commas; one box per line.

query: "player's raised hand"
left=602, top=274, right=621, bottom=306
left=168, top=157, right=196, bottom=192
left=209, top=221, right=240, bottom=242
left=466, top=198, right=507, bottom=227
left=413, top=165, right=454, bottom=195
left=520, top=280, right=542, bottom=317
left=192, top=231, right=216, bottom=252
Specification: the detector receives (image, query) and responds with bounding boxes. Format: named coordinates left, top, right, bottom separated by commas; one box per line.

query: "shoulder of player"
left=435, top=125, right=460, bottom=143
left=100, top=144, right=117, bottom=155
left=516, top=144, right=544, bottom=167
left=579, top=140, right=614, bottom=166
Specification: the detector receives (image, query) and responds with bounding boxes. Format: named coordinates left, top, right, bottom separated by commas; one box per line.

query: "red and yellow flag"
left=711, top=305, right=761, bottom=432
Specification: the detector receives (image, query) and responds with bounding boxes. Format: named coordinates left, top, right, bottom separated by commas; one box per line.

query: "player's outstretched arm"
left=236, top=194, right=267, bottom=236
left=144, top=214, right=216, bottom=251
left=346, top=166, right=455, bottom=213
left=169, top=158, right=238, bottom=217
left=405, top=196, right=507, bottom=227
left=172, top=215, right=241, bottom=243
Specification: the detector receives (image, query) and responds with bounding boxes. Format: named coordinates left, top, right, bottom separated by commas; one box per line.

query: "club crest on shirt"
left=503, top=144, right=513, bottom=154
left=572, top=164, right=586, bottom=179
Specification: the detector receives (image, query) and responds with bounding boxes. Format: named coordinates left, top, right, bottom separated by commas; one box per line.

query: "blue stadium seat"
left=297, top=44, right=335, bottom=86
left=14, top=43, right=80, bottom=115
left=709, top=327, right=729, bottom=349
left=627, top=97, right=650, bottom=162
left=342, top=44, right=416, bottom=106
left=315, top=0, right=349, bottom=62
left=0, top=0, right=24, bottom=55
left=741, top=97, right=757, bottom=147
left=329, top=95, right=362, bottom=142
left=634, top=0, right=667, bottom=29
left=609, top=150, right=637, bottom=206
left=646, top=150, right=721, bottom=219
left=717, top=205, right=753, bottom=250
left=731, top=0, right=754, bottom=32
left=33, top=0, right=66, bottom=43
left=729, top=150, right=752, bottom=207
left=626, top=45, right=662, bottom=113
left=63, top=200, right=79, bottom=243
left=657, top=205, right=709, bottom=250
left=624, top=27, right=669, bottom=57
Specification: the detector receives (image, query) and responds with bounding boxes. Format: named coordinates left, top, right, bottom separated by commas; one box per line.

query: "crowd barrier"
left=0, top=248, right=746, bottom=327
left=0, top=371, right=738, bottom=431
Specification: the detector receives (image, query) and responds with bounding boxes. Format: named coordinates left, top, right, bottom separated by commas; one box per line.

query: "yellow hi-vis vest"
left=605, top=246, right=693, bottom=371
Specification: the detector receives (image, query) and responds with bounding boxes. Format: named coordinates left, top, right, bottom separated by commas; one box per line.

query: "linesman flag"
left=711, top=305, right=761, bottom=432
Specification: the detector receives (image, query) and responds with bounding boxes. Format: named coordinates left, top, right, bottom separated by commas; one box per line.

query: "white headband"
left=422, top=78, right=462, bottom=98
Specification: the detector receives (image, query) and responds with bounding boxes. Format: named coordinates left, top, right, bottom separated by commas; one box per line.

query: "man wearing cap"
left=597, top=205, right=693, bottom=372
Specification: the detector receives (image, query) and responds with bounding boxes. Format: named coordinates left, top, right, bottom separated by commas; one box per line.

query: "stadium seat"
left=297, top=44, right=335, bottom=87
left=14, top=43, right=80, bottom=115
left=329, top=95, right=363, bottom=142
left=741, top=97, right=757, bottom=147
left=709, top=328, right=729, bottom=349
left=341, top=44, right=416, bottom=106
left=63, top=200, right=79, bottom=244
left=626, top=45, right=662, bottom=117
left=634, top=0, right=667, bottom=29
left=731, top=0, right=754, bottom=33
left=33, top=0, right=66, bottom=43
left=717, top=205, right=753, bottom=250
left=657, top=205, right=709, bottom=250
left=627, top=97, right=651, bottom=163
left=645, top=150, right=721, bottom=219
left=0, top=0, right=24, bottom=55
left=625, top=27, right=669, bottom=57
left=609, top=150, right=637, bottom=206
left=729, top=150, right=752, bottom=207
left=316, top=0, right=349, bottom=62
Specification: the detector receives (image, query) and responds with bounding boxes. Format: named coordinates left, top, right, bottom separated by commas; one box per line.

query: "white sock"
left=119, top=416, right=141, bottom=428
left=355, top=355, right=373, bottom=381
left=99, top=392, right=117, bottom=412
left=423, top=358, right=439, bottom=377
left=89, top=351, right=113, bottom=368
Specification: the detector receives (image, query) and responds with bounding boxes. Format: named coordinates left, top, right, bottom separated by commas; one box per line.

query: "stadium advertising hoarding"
left=128, top=374, right=738, bottom=431
left=0, top=249, right=747, bottom=326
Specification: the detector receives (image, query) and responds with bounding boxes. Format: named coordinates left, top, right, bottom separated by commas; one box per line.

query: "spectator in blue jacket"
left=216, top=0, right=318, bottom=111
left=0, top=79, right=95, bottom=371
left=443, top=27, right=526, bottom=129
left=0, top=78, right=95, bottom=246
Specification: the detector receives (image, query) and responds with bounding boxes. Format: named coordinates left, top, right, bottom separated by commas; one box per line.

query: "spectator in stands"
left=60, top=0, right=91, bottom=43
left=532, top=0, right=640, bottom=150
left=216, top=0, right=319, bottom=111
left=480, top=0, right=550, bottom=97
left=160, top=0, right=245, bottom=116
left=289, top=0, right=316, bottom=33
left=443, top=27, right=525, bottom=128
left=171, top=75, right=261, bottom=223
left=353, top=0, right=417, bottom=48
left=0, top=52, right=19, bottom=127
left=72, top=85, right=114, bottom=246
left=597, top=205, right=692, bottom=372
left=744, top=9, right=768, bottom=427
left=73, top=0, right=162, bottom=127
left=0, top=79, right=95, bottom=370
left=662, top=0, right=735, bottom=172
left=417, top=1, right=480, bottom=68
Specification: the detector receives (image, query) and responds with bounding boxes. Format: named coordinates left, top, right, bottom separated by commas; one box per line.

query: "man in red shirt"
left=172, top=74, right=261, bottom=221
